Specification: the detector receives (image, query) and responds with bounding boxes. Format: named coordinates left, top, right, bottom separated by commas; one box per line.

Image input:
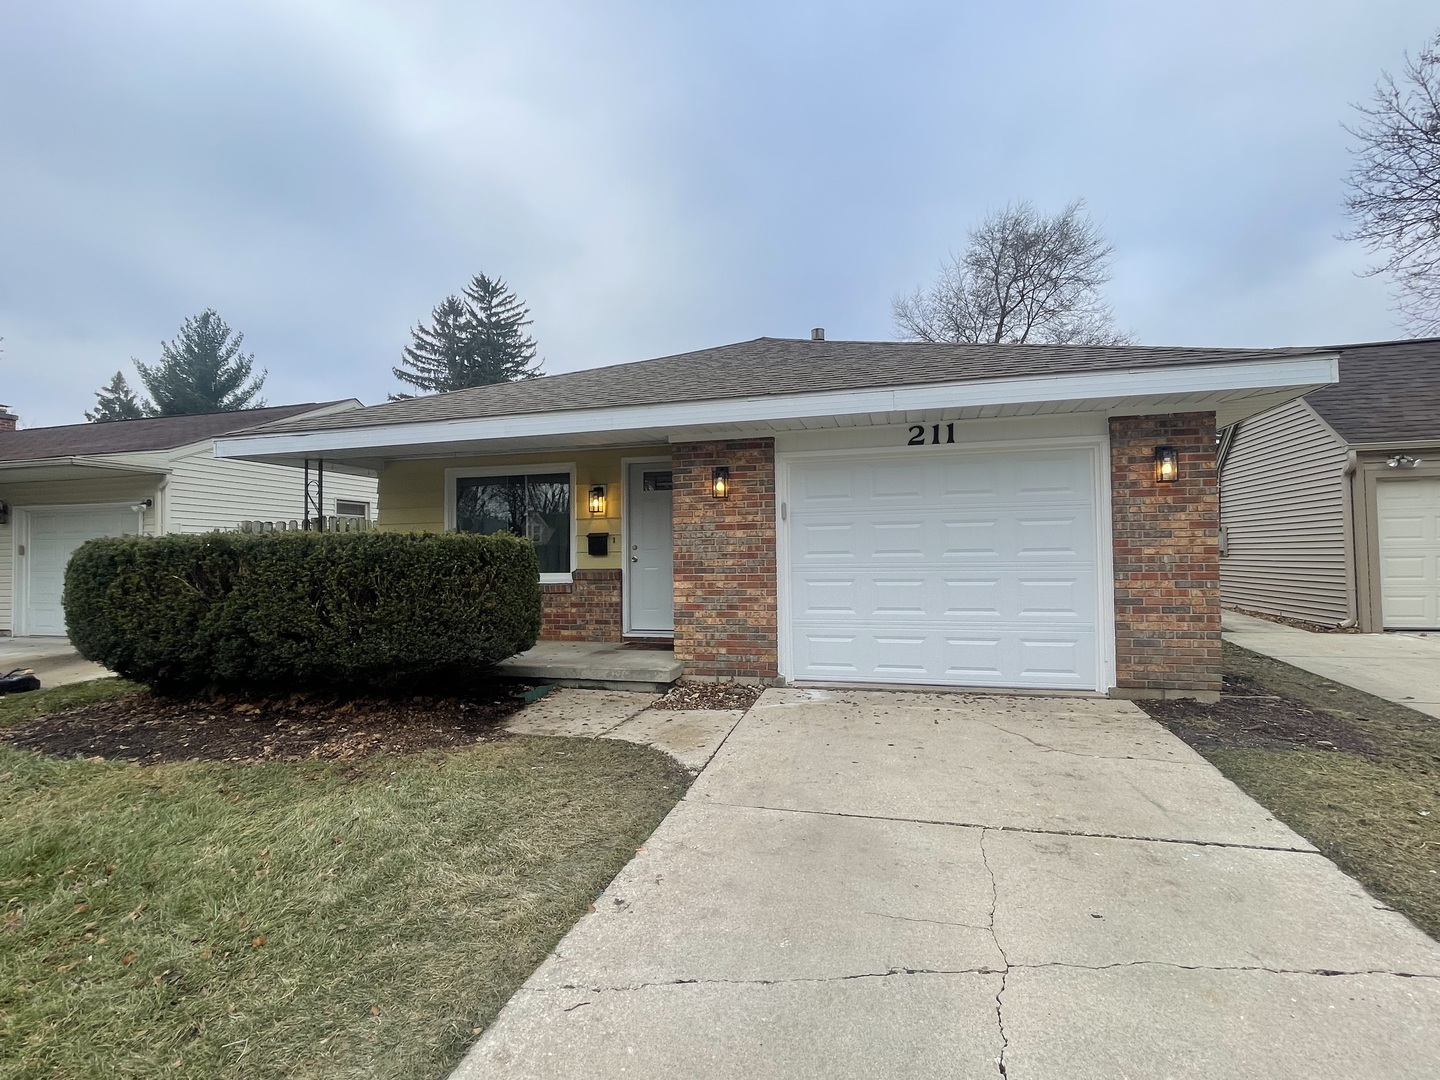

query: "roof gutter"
left=216, top=353, right=1341, bottom=462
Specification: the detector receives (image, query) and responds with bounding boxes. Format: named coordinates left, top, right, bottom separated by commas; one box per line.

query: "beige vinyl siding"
left=1220, top=399, right=1350, bottom=624
left=0, top=474, right=163, bottom=634
left=163, top=445, right=378, bottom=533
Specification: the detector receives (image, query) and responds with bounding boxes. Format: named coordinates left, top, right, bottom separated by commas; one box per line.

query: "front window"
left=455, top=472, right=572, bottom=575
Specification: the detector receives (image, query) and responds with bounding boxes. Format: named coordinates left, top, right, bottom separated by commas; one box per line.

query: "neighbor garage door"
left=23, top=506, right=139, bottom=636
left=1377, top=478, right=1440, bottom=630
left=785, top=445, right=1103, bottom=690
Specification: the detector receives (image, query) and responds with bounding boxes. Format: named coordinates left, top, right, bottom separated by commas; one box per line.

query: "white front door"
left=784, top=444, right=1103, bottom=690
left=626, top=462, right=674, bottom=634
left=1377, top=478, right=1440, bottom=629
left=22, top=506, right=140, bottom=636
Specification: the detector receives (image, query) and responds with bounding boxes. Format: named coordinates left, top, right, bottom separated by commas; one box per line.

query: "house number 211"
left=907, top=423, right=955, bottom=446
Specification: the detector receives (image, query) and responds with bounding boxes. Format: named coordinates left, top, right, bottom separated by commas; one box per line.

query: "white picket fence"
left=237, top=516, right=374, bottom=534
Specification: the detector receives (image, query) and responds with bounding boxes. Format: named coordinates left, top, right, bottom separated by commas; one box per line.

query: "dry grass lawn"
left=1142, top=642, right=1440, bottom=940
left=0, top=687, right=689, bottom=1079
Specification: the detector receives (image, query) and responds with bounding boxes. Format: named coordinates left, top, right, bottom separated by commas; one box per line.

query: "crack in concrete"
left=980, top=829, right=1011, bottom=1078
left=701, top=798, right=1321, bottom=855
left=522, top=959, right=1439, bottom=1007
left=861, top=911, right=992, bottom=931
left=972, top=718, right=1189, bottom=766
left=1009, top=959, right=1440, bottom=980
left=529, top=967, right=1004, bottom=995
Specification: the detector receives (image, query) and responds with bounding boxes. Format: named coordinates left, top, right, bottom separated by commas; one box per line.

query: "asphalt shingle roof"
left=0, top=403, right=346, bottom=463
left=252, top=337, right=1331, bottom=435
left=1306, top=338, right=1440, bottom=445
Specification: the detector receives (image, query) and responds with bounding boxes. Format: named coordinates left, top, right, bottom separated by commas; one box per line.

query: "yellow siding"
left=378, top=447, right=665, bottom=571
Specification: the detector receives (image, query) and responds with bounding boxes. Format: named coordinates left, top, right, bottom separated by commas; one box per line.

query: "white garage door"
left=785, top=445, right=1103, bottom=690
left=1377, top=478, right=1440, bottom=630
left=22, top=507, right=139, bottom=636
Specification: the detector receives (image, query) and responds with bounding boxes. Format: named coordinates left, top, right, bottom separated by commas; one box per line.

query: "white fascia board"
left=0, top=455, right=170, bottom=475
left=214, top=353, right=1340, bottom=461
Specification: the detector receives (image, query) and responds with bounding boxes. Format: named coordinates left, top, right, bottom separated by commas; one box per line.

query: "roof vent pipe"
left=810, top=328, right=825, bottom=341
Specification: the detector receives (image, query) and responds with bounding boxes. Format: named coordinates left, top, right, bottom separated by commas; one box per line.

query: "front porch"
left=494, top=640, right=682, bottom=693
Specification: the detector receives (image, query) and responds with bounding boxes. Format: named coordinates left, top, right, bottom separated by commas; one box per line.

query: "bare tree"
left=1343, top=31, right=1440, bottom=335
left=893, top=199, right=1131, bottom=346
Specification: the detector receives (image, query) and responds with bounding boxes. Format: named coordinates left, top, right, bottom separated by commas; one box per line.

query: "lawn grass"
left=1199, top=643, right=1440, bottom=939
left=0, top=736, right=689, bottom=1079
left=0, top=679, right=142, bottom=726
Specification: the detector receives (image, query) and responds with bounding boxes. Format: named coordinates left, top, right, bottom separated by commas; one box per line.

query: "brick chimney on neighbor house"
left=0, top=405, right=16, bottom=432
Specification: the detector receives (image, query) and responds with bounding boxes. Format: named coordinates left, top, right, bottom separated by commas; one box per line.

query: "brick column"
left=671, top=439, right=778, bottom=681
left=540, top=569, right=622, bottom=642
left=1109, top=413, right=1222, bottom=699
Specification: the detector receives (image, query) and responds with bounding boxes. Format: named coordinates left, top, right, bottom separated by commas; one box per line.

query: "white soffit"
left=214, top=354, right=1339, bottom=463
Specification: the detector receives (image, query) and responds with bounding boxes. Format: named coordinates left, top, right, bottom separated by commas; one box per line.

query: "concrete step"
left=495, top=641, right=681, bottom=693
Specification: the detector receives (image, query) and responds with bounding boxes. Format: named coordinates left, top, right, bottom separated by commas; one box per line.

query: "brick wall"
left=1110, top=413, right=1221, bottom=699
left=672, top=439, right=778, bottom=681
left=540, top=569, right=622, bottom=642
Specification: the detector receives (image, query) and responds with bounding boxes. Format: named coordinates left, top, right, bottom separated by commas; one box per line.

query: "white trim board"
left=215, top=355, right=1340, bottom=462
left=619, top=455, right=674, bottom=639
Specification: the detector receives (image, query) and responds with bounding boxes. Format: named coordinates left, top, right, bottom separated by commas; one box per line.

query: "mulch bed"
left=654, top=682, right=765, bottom=711
left=0, top=688, right=525, bottom=766
left=1137, top=671, right=1381, bottom=756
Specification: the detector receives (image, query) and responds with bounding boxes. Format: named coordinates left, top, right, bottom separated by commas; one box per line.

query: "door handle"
left=631, top=556, right=638, bottom=563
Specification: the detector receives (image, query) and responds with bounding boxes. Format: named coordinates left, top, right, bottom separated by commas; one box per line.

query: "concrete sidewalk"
left=1223, top=610, right=1440, bottom=719
left=0, top=637, right=113, bottom=689
left=454, top=689, right=1440, bottom=1079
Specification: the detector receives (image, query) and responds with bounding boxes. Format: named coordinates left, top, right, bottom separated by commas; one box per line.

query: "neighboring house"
left=215, top=335, right=1341, bottom=698
left=0, top=402, right=379, bottom=637
left=1219, top=338, right=1440, bottom=633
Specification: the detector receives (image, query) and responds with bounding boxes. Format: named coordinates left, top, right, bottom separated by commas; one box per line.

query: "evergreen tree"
left=134, top=309, right=266, bottom=415
left=461, top=274, right=542, bottom=384
left=85, top=371, right=148, bottom=422
left=391, top=296, right=477, bottom=399
left=392, top=274, right=542, bottom=398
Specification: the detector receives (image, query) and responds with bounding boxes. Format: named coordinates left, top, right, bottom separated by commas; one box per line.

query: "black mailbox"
left=586, top=532, right=609, bottom=557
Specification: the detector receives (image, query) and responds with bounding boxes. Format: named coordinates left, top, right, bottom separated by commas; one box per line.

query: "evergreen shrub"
left=63, top=531, right=541, bottom=691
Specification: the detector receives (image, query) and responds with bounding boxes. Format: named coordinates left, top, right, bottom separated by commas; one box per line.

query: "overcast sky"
left=2, top=1, right=1435, bottom=428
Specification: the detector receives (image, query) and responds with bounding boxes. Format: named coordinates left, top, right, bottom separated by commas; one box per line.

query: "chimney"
left=0, top=405, right=16, bottom=433
left=810, top=327, right=825, bottom=341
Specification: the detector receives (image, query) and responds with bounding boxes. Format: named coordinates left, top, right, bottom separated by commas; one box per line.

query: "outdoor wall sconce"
left=712, top=466, right=730, bottom=499
left=0, top=501, right=8, bottom=525
left=1386, top=454, right=1421, bottom=469
left=587, top=485, right=607, bottom=515
left=1154, top=446, right=1179, bottom=484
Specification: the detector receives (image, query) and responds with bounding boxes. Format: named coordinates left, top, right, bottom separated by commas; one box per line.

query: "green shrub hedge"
left=63, top=531, right=542, bottom=691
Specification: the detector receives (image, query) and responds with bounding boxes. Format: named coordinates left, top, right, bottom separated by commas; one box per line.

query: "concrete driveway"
left=455, top=689, right=1440, bottom=1079
left=0, top=637, right=112, bottom=688
left=1224, top=610, right=1440, bottom=719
